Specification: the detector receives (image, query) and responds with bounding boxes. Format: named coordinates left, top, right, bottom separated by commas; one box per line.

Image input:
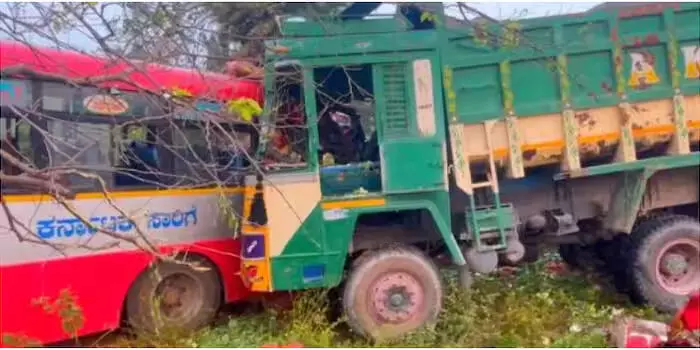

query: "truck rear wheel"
left=343, top=245, right=442, bottom=341
left=558, top=243, right=587, bottom=269
left=125, top=256, right=222, bottom=333
left=594, top=235, right=636, bottom=293
left=627, top=215, right=700, bottom=313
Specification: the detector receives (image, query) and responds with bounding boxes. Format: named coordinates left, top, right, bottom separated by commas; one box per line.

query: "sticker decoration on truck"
left=302, top=264, right=325, bottom=284
left=682, top=45, right=700, bottom=79
left=322, top=208, right=349, bottom=221
left=242, top=234, right=265, bottom=259
left=414, top=59, right=436, bottom=137
left=36, top=206, right=198, bottom=240
left=629, top=51, right=661, bottom=88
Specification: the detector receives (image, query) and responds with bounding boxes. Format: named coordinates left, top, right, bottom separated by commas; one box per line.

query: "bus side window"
left=1, top=118, right=42, bottom=192
left=171, top=124, right=209, bottom=185
left=214, top=128, right=253, bottom=186
left=169, top=122, right=253, bottom=186
left=44, top=119, right=113, bottom=191
left=114, top=124, right=161, bottom=188
left=1, top=130, right=21, bottom=176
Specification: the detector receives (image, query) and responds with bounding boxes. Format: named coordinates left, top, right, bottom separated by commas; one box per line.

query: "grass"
left=106, top=253, right=667, bottom=348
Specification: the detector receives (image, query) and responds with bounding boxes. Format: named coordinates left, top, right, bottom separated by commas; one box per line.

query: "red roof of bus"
left=0, top=40, right=263, bottom=103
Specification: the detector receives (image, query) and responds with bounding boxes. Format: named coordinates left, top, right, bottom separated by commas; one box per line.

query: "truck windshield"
left=262, top=64, right=308, bottom=170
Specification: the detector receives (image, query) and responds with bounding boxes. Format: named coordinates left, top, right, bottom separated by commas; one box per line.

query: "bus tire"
left=342, top=245, right=442, bottom=341
left=125, top=256, right=222, bottom=333
left=627, top=214, right=700, bottom=313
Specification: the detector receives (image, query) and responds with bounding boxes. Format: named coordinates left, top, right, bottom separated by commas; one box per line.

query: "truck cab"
left=238, top=3, right=470, bottom=339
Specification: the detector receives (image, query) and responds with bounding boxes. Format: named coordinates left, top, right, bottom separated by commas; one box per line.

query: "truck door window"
left=314, top=65, right=376, bottom=165
left=313, top=64, right=383, bottom=197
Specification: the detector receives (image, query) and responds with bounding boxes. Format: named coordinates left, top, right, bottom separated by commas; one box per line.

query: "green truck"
left=238, top=2, right=700, bottom=340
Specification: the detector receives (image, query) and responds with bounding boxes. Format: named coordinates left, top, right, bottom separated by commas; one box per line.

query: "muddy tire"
left=558, top=243, right=586, bottom=269
left=125, top=256, right=222, bottom=333
left=626, top=214, right=700, bottom=313
left=594, top=234, right=636, bottom=293
left=342, top=245, right=442, bottom=341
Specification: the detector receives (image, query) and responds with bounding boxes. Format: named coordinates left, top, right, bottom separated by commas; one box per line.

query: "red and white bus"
left=0, top=41, right=263, bottom=345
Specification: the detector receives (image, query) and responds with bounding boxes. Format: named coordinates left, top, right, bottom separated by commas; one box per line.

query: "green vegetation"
left=103, top=253, right=665, bottom=348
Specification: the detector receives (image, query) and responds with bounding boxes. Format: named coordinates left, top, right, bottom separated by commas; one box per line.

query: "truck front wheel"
left=627, top=215, right=700, bottom=313
left=343, top=245, right=442, bottom=341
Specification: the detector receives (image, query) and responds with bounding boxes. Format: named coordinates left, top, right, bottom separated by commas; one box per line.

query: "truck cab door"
left=373, top=58, right=447, bottom=193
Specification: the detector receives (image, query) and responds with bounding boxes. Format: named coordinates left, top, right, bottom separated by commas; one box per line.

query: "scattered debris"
left=610, top=291, right=700, bottom=347
left=569, top=323, right=583, bottom=333
left=611, top=317, right=669, bottom=348
left=497, top=266, right=519, bottom=278
left=544, top=261, right=568, bottom=276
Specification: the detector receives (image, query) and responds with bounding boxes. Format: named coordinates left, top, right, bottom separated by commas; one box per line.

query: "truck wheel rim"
left=369, top=272, right=424, bottom=324
left=654, top=238, right=700, bottom=295
left=155, top=273, right=203, bottom=322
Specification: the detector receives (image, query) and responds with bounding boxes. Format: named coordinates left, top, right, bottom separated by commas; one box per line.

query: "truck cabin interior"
left=314, top=64, right=381, bottom=197
left=268, top=58, right=381, bottom=197
left=265, top=2, right=457, bottom=197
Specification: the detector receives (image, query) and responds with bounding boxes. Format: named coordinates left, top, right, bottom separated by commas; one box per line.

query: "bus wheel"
left=343, top=245, right=442, bottom=341
left=126, top=256, right=222, bottom=333
left=627, top=215, right=700, bottom=313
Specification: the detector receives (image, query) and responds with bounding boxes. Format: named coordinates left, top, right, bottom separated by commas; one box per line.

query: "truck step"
left=465, top=203, right=517, bottom=252
left=471, top=181, right=493, bottom=189
left=477, top=243, right=507, bottom=252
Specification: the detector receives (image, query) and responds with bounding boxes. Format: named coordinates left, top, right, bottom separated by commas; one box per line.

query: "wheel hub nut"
left=163, top=289, right=180, bottom=305
left=390, top=293, right=404, bottom=307
left=371, top=272, right=423, bottom=324
left=661, top=253, right=687, bottom=276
